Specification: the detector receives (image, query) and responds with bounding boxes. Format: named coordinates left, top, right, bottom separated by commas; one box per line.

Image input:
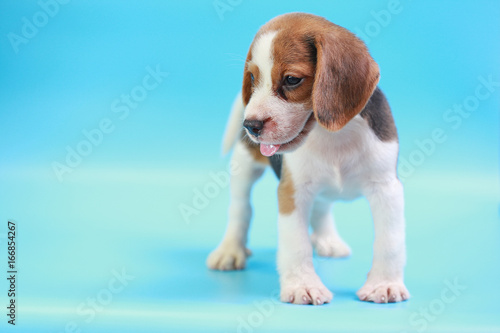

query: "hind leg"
left=207, top=141, right=266, bottom=270
left=310, top=199, right=351, bottom=258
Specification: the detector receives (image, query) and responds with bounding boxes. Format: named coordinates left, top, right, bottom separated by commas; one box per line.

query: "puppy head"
left=241, top=13, right=380, bottom=156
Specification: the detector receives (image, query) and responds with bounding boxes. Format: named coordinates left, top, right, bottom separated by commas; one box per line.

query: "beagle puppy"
left=207, top=13, right=409, bottom=305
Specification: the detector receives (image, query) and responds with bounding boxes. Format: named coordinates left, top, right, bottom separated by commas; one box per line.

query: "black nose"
left=243, top=119, right=264, bottom=137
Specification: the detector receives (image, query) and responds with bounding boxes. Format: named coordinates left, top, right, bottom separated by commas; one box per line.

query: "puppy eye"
left=284, top=76, right=303, bottom=87
left=250, top=73, right=255, bottom=84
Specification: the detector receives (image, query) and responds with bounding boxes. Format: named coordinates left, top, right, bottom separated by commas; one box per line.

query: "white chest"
left=285, top=116, right=399, bottom=201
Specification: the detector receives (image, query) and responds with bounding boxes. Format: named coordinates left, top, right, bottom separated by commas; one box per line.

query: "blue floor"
left=1, top=1, right=499, bottom=332
left=0, top=165, right=499, bottom=332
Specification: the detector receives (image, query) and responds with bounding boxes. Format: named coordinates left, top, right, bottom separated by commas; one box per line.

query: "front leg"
left=358, top=178, right=410, bottom=303
left=206, top=141, right=266, bottom=270
left=277, top=163, right=333, bottom=305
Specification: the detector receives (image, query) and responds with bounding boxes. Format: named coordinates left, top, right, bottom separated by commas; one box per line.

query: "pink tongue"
left=260, top=144, right=281, bottom=157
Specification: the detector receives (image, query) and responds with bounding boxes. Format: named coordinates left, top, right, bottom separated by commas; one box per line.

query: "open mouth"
left=259, top=112, right=315, bottom=157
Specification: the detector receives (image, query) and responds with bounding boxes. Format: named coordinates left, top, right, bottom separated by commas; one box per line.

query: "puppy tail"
left=221, top=92, right=244, bottom=155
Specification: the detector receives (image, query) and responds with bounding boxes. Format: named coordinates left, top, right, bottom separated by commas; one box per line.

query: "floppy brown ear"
left=312, top=27, right=380, bottom=131
left=241, top=49, right=253, bottom=106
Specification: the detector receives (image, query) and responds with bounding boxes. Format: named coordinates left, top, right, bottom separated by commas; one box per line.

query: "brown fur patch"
left=278, top=160, right=295, bottom=215
left=246, top=62, right=261, bottom=87
left=242, top=13, right=380, bottom=130
left=271, top=33, right=315, bottom=107
left=312, top=29, right=380, bottom=131
left=242, top=48, right=253, bottom=106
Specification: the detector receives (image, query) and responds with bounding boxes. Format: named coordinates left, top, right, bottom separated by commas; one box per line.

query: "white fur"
left=250, top=31, right=276, bottom=97
left=244, top=31, right=310, bottom=145
left=208, top=25, right=409, bottom=305
left=206, top=140, right=266, bottom=270
left=278, top=209, right=333, bottom=305
left=280, top=116, right=409, bottom=303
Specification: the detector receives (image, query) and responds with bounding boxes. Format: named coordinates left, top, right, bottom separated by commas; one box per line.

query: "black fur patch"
left=360, top=87, right=398, bottom=142
left=269, top=155, right=283, bottom=179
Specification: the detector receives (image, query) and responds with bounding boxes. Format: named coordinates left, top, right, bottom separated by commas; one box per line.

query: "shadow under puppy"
left=208, top=12, right=409, bottom=305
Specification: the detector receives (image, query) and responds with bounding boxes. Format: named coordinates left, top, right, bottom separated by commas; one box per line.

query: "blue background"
left=0, top=0, right=499, bottom=332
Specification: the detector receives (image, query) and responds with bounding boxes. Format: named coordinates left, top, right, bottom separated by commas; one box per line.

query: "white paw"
left=311, top=233, right=351, bottom=258
left=357, top=280, right=410, bottom=303
left=280, top=274, right=333, bottom=305
left=206, top=242, right=251, bottom=271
